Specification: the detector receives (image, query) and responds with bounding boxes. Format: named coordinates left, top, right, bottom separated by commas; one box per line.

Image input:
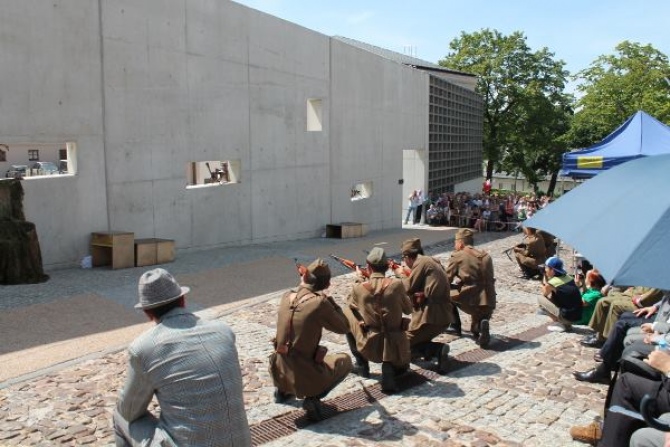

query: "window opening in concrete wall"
left=350, top=181, right=372, bottom=201
left=2, top=142, right=75, bottom=179
left=307, top=98, right=323, bottom=131
left=186, top=159, right=240, bottom=189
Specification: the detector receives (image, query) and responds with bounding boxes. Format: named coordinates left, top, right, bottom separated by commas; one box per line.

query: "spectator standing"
left=404, top=190, right=419, bottom=225
left=415, top=189, right=426, bottom=225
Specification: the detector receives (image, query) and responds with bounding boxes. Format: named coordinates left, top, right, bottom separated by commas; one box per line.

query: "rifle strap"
left=362, top=278, right=392, bottom=333
left=280, top=288, right=317, bottom=353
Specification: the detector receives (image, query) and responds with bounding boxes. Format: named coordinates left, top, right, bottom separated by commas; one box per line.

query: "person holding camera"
left=538, top=256, right=582, bottom=332
left=269, top=258, right=353, bottom=421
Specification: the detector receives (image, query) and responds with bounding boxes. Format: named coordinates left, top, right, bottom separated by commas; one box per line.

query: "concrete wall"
left=455, top=176, right=485, bottom=194
left=0, top=0, right=429, bottom=267
left=330, top=40, right=428, bottom=230
left=0, top=1, right=108, bottom=266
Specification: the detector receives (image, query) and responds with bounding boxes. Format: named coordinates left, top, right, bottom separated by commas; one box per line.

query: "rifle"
left=503, top=242, right=526, bottom=262
left=329, top=254, right=370, bottom=278
left=388, top=258, right=411, bottom=277
left=502, top=247, right=515, bottom=262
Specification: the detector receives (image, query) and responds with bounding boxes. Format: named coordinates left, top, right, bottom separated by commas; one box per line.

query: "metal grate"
left=250, top=324, right=550, bottom=446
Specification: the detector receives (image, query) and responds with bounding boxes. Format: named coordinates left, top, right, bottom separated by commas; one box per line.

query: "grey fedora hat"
left=136, top=268, right=190, bottom=310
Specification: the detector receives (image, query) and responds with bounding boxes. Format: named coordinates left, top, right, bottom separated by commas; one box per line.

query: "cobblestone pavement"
left=0, top=229, right=608, bottom=446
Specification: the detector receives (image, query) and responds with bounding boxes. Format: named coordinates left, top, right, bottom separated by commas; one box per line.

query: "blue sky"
left=233, top=0, right=669, bottom=87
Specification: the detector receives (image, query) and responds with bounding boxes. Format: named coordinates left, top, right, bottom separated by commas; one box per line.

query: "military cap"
left=455, top=228, right=475, bottom=245
left=307, top=258, right=331, bottom=280
left=366, top=247, right=387, bottom=267
left=401, top=238, right=422, bottom=256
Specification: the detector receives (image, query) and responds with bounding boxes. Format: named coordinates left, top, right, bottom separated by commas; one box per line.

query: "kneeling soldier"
left=445, top=228, right=497, bottom=348
left=269, top=259, right=353, bottom=421
left=344, top=247, right=413, bottom=392
left=393, top=238, right=452, bottom=374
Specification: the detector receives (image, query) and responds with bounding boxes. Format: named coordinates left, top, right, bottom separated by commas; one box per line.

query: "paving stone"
left=0, top=232, right=605, bottom=446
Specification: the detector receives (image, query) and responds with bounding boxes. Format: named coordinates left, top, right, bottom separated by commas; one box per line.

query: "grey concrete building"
left=0, top=0, right=482, bottom=268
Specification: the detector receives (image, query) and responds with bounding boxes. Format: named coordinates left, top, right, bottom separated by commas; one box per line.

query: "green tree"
left=568, top=41, right=670, bottom=149
left=439, top=29, right=571, bottom=189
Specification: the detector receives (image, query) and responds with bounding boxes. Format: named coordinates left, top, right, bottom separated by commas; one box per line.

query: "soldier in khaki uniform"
left=537, top=229, right=558, bottom=258
left=269, top=259, right=353, bottom=421
left=344, top=247, right=413, bottom=392
left=513, top=226, right=547, bottom=279
left=393, top=238, right=452, bottom=374
left=445, top=228, right=497, bottom=348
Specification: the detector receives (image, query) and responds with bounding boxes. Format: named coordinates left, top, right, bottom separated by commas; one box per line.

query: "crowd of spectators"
left=419, top=190, right=554, bottom=232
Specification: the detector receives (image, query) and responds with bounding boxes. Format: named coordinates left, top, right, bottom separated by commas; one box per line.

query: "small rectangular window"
left=186, top=159, right=240, bottom=189
left=4, top=142, right=75, bottom=179
left=351, top=181, right=372, bottom=201
left=307, top=99, right=323, bottom=132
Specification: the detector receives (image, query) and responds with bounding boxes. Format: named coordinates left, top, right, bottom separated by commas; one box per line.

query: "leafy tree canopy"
left=439, top=29, right=571, bottom=192
left=568, top=41, right=670, bottom=149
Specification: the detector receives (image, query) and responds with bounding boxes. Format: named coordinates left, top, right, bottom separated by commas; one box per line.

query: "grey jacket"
left=117, top=307, right=251, bottom=447
left=653, top=292, right=670, bottom=334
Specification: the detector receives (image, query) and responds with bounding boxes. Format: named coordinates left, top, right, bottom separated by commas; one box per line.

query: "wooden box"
left=134, top=238, right=175, bottom=267
left=91, top=231, right=135, bottom=269
left=326, top=222, right=364, bottom=239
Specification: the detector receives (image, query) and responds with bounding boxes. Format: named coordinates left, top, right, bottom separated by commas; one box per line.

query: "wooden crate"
left=326, top=222, right=364, bottom=239
left=155, top=238, right=175, bottom=264
left=134, top=238, right=175, bottom=267
left=91, top=231, right=135, bottom=269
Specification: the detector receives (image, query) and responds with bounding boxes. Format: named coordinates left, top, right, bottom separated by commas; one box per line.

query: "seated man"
left=269, top=259, right=353, bottom=421
left=513, top=227, right=547, bottom=279
left=114, top=268, right=251, bottom=447
left=582, top=287, right=664, bottom=348
left=344, top=247, right=413, bottom=392
left=570, top=350, right=670, bottom=446
left=426, top=204, right=440, bottom=226
left=538, top=256, right=582, bottom=332
left=573, top=302, right=663, bottom=384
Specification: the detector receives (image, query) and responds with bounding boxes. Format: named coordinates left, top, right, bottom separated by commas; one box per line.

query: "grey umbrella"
left=524, top=153, right=670, bottom=290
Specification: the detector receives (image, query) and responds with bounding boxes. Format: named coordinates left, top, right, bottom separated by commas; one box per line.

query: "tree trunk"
left=0, top=179, right=49, bottom=284
left=547, top=171, right=558, bottom=197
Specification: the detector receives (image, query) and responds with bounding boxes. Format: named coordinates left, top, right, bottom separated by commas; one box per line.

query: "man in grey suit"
left=114, top=268, right=251, bottom=447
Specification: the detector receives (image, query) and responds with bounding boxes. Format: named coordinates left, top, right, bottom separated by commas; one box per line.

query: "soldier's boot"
left=478, top=319, right=491, bottom=348
left=437, top=343, right=450, bottom=374
left=274, top=388, right=291, bottom=404
left=346, top=332, right=370, bottom=378
left=445, top=305, right=462, bottom=336
left=302, top=397, right=324, bottom=422
left=381, top=362, right=399, bottom=393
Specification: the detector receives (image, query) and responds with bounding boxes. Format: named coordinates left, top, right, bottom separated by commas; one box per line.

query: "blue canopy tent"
left=561, top=111, right=670, bottom=178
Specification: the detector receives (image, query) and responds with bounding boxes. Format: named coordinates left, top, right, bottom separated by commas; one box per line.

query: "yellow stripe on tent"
left=577, top=156, right=603, bottom=169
